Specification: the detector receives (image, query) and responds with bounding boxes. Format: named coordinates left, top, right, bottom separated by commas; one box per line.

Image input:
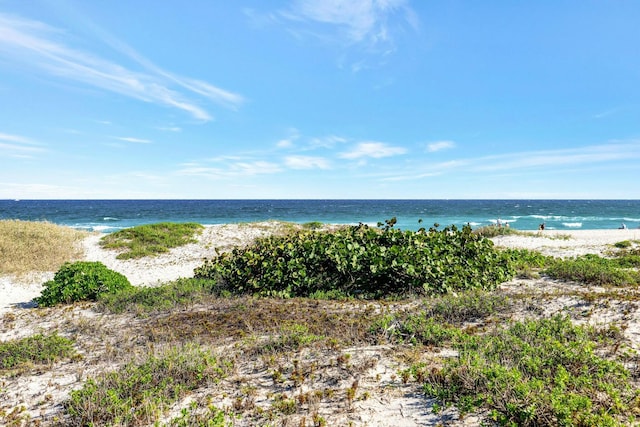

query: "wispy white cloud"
left=158, top=126, right=182, bottom=132
left=592, top=108, right=618, bottom=119
left=381, top=171, right=442, bottom=182
left=0, top=13, right=243, bottom=121
left=308, top=134, right=348, bottom=149
left=177, top=160, right=282, bottom=179
left=277, top=139, right=294, bottom=148
left=0, top=132, right=44, bottom=157
left=426, top=140, right=456, bottom=152
left=266, top=0, right=417, bottom=70
left=114, top=136, right=152, bottom=144
left=471, top=141, right=640, bottom=172
left=339, top=141, right=407, bottom=159
left=381, top=140, right=640, bottom=181
left=0, top=133, right=34, bottom=144
left=276, top=128, right=301, bottom=148
left=284, top=155, right=331, bottom=169
left=283, top=0, right=412, bottom=47
left=205, top=155, right=247, bottom=162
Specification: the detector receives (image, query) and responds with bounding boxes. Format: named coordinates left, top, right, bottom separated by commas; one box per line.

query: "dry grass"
left=0, top=220, right=88, bottom=276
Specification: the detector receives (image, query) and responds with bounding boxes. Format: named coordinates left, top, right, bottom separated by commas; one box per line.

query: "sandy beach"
left=1, top=225, right=639, bottom=426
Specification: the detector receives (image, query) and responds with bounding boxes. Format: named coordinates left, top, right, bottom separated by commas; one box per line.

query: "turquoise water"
left=0, top=199, right=638, bottom=233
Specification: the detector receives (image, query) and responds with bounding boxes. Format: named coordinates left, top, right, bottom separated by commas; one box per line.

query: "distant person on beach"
left=619, top=223, right=627, bottom=229
left=538, top=223, right=545, bottom=230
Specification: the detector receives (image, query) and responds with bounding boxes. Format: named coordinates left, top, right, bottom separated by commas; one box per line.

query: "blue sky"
left=1, top=0, right=639, bottom=199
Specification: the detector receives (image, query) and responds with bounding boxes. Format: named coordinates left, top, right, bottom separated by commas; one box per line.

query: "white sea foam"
left=103, top=217, right=119, bottom=221
left=562, top=222, right=582, bottom=228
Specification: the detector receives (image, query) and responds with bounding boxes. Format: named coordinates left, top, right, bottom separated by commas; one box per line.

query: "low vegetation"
left=0, top=220, right=86, bottom=276
left=420, top=315, right=638, bottom=426
left=473, top=225, right=535, bottom=238
left=544, top=254, right=640, bottom=286
left=194, top=220, right=514, bottom=298
left=100, top=222, right=204, bottom=259
left=0, top=333, right=75, bottom=371
left=36, top=261, right=132, bottom=307
left=5, top=220, right=640, bottom=425
left=64, top=344, right=232, bottom=426
left=97, top=277, right=214, bottom=314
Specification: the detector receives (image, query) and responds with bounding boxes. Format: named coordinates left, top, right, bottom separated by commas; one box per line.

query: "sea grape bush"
left=36, top=261, right=132, bottom=307
left=194, top=220, right=514, bottom=298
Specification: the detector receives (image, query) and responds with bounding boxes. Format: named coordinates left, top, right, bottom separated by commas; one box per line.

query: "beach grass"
left=473, top=225, right=535, bottom=237
left=0, top=220, right=87, bottom=276
left=99, top=222, right=204, bottom=259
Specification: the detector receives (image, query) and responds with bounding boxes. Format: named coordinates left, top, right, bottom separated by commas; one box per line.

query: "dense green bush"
left=194, top=221, right=514, bottom=298
left=36, top=261, right=132, bottom=307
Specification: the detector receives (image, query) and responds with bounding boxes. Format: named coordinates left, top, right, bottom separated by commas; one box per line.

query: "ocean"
left=0, top=199, right=638, bottom=233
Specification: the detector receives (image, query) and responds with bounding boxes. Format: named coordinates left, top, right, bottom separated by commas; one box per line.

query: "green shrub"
left=544, top=255, right=640, bottom=286
left=379, top=315, right=462, bottom=346
left=65, top=344, right=231, bottom=426
left=302, top=221, right=324, bottom=230
left=371, top=290, right=510, bottom=345
left=501, top=248, right=554, bottom=278
left=194, top=222, right=514, bottom=298
left=98, top=278, right=213, bottom=314
left=614, top=240, right=632, bottom=249
left=100, top=222, right=204, bottom=259
left=614, top=254, right=640, bottom=268
left=422, top=290, right=512, bottom=324
left=165, top=402, right=232, bottom=427
left=424, top=315, right=638, bottom=426
left=36, top=261, right=132, bottom=307
left=0, top=333, right=75, bottom=370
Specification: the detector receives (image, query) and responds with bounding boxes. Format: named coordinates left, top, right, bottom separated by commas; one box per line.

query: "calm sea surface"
left=0, top=200, right=638, bottom=233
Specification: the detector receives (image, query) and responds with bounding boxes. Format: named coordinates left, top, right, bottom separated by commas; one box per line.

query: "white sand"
left=491, top=229, right=640, bottom=257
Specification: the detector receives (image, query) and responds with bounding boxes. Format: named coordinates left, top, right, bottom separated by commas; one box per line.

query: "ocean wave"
left=103, top=217, right=119, bottom=221
left=490, top=219, right=516, bottom=225
left=531, top=215, right=569, bottom=220
left=562, top=222, right=582, bottom=228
